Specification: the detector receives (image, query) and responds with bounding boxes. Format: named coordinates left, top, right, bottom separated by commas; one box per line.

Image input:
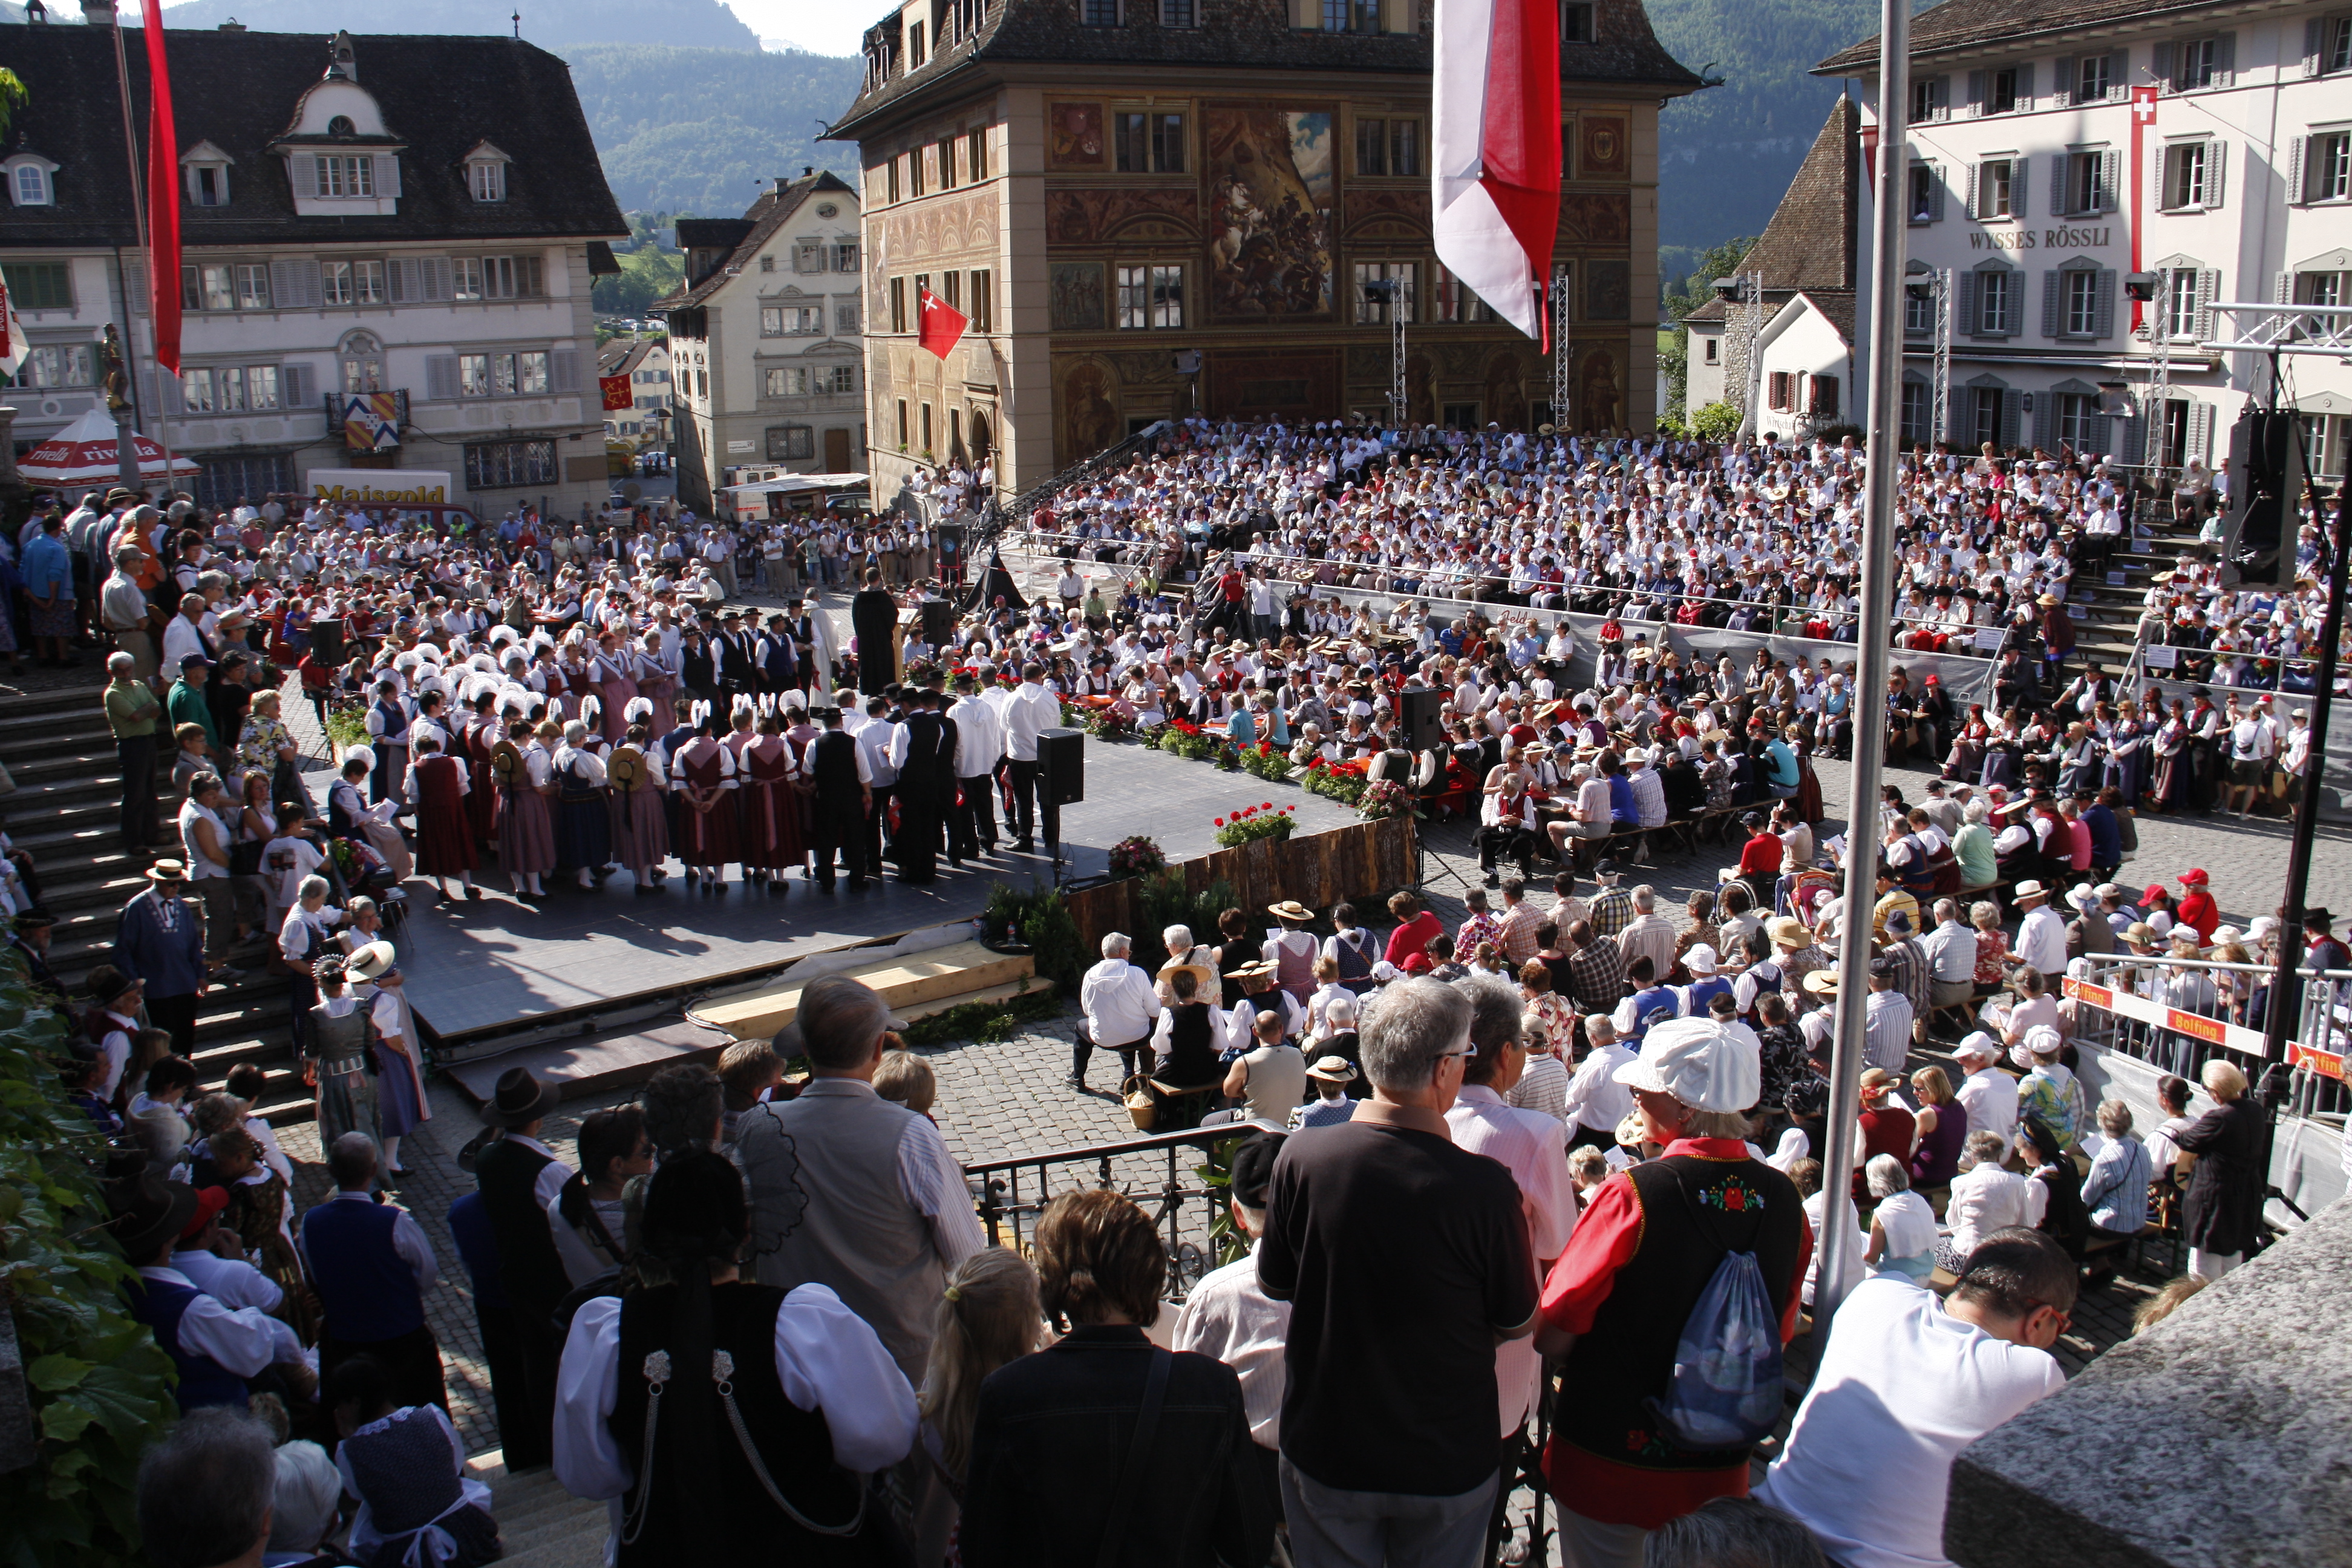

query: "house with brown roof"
left=1681, top=95, right=1863, bottom=436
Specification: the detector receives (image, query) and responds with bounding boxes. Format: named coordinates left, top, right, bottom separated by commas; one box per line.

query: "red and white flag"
left=0, top=278, right=24, bottom=383
left=2128, top=85, right=2158, bottom=333
left=1431, top=0, right=1560, bottom=341
left=917, top=284, right=967, bottom=359
left=135, top=10, right=183, bottom=374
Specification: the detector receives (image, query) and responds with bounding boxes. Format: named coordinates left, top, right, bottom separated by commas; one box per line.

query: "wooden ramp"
left=687, top=939, right=1039, bottom=1042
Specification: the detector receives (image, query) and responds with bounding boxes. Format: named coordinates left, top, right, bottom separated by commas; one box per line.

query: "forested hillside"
left=160, top=0, right=762, bottom=50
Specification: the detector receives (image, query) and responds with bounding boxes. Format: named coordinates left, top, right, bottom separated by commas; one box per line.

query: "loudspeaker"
left=921, top=598, right=956, bottom=649
left=936, top=523, right=965, bottom=584
left=309, top=617, right=347, bottom=668
left=1399, top=685, right=1445, bottom=750
left=1039, top=727, right=1085, bottom=805
left=2223, top=411, right=2304, bottom=588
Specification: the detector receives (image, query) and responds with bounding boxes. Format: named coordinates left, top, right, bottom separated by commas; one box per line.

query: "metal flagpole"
left=1811, top=0, right=1909, bottom=1348
left=107, top=11, right=181, bottom=502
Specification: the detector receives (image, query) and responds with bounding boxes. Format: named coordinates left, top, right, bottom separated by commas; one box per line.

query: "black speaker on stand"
left=310, top=617, right=348, bottom=669
left=2223, top=411, right=2305, bottom=588
left=937, top=522, right=965, bottom=587
left=920, top=598, right=957, bottom=652
left=1399, top=685, right=1445, bottom=751
left=1038, top=727, right=1085, bottom=884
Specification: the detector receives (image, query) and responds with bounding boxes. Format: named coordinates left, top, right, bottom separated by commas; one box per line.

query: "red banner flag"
left=2129, top=85, right=2158, bottom=333
left=599, top=373, right=634, bottom=412
left=916, top=285, right=967, bottom=359
left=140, top=13, right=182, bottom=374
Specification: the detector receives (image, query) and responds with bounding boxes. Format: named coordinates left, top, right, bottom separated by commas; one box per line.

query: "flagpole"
left=1811, top=0, right=1909, bottom=1347
left=108, top=8, right=183, bottom=505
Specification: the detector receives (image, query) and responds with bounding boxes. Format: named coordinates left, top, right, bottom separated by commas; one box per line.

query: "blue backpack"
left=1646, top=1165, right=1785, bottom=1449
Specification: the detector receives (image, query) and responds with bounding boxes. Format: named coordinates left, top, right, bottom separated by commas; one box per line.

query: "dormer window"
left=5, top=154, right=59, bottom=207
left=461, top=142, right=513, bottom=204
left=316, top=155, right=376, bottom=197
left=328, top=115, right=356, bottom=137
left=182, top=143, right=235, bottom=208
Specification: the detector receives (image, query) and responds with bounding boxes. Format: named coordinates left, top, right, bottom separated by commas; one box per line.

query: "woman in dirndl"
left=593, top=630, right=639, bottom=745
left=405, top=733, right=480, bottom=901
left=552, top=720, right=614, bottom=890
left=498, top=720, right=559, bottom=899
left=610, top=724, right=673, bottom=894
left=737, top=709, right=807, bottom=884
left=636, top=630, right=679, bottom=737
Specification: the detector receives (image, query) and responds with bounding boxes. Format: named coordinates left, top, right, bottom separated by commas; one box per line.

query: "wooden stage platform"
left=399, top=739, right=1362, bottom=1050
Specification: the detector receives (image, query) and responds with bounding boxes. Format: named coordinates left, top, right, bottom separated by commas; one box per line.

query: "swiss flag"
left=917, top=285, right=967, bottom=359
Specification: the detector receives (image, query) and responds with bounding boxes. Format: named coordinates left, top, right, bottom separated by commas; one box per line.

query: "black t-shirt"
left=1258, top=1112, right=1536, bottom=1497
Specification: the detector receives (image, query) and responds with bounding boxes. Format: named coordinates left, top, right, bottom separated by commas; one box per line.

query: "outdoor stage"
left=392, top=739, right=1364, bottom=1049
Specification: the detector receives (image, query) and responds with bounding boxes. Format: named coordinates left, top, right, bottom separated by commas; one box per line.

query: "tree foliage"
left=1656, top=236, right=1757, bottom=418
left=0, top=946, right=178, bottom=1568
left=591, top=244, right=686, bottom=319
left=565, top=45, right=865, bottom=216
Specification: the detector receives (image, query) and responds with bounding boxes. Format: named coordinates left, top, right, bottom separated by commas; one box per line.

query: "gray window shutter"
left=2186, top=402, right=2212, bottom=462
left=2122, top=407, right=2146, bottom=466
left=550, top=349, right=580, bottom=392
left=270, top=260, right=321, bottom=309
left=2306, top=18, right=2325, bottom=74
left=423, top=258, right=452, bottom=302
left=2095, top=269, right=2116, bottom=338
left=2054, top=57, right=2075, bottom=105
left=2195, top=269, right=2221, bottom=341
left=2017, top=64, right=2035, bottom=103
left=2106, top=51, right=2128, bottom=99
left=1999, top=388, right=2022, bottom=449
left=1967, top=70, right=1986, bottom=114
left=425, top=355, right=459, bottom=401
left=373, top=155, right=402, bottom=198
left=283, top=362, right=317, bottom=410
left=1930, top=170, right=1946, bottom=221
left=125, top=260, right=148, bottom=315
left=1965, top=162, right=1979, bottom=218
left=2033, top=391, right=2056, bottom=451
left=1934, top=76, right=1952, bottom=120
left=2287, top=137, right=2307, bottom=204
left=2204, top=141, right=2226, bottom=208
left=387, top=257, right=416, bottom=302
left=289, top=154, right=316, bottom=198
left=2043, top=268, right=2063, bottom=336
left=1959, top=269, right=1979, bottom=335
left=2049, top=155, right=2068, bottom=215
left=2274, top=270, right=2292, bottom=304
left=2214, top=32, right=2235, bottom=85
left=2152, top=41, right=2175, bottom=90
left=2100, top=149, right=2121, bottom=212
left=2011, top=158, right=2028, bottom=217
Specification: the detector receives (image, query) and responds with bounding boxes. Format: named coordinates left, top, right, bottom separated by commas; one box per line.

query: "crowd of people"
left=7, top=410, right=2337, bottom=1568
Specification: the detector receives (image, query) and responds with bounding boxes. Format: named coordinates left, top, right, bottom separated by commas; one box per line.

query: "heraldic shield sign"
left=340, top=391, right=402, bottom=452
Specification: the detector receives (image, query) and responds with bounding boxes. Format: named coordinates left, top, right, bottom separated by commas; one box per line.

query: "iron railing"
left=2062, top=952, right=2352, bottom=1121
left=963, top=1117, right=1284, bottom=1301
left=1001, top=420, right=1174, bottom=534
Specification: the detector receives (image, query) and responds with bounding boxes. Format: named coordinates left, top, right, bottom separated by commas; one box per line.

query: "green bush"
left=1689, top=400, right=1743, bottom=442
left=0, top=946, right=178, bottom=1568
left=978, top=879, right=1085, bottom=995
left=896, top=980, right=1063, bottom=1048
left=324, top=704, right=370, bottom=753
left=1137, top=872, right=1236, bottom=972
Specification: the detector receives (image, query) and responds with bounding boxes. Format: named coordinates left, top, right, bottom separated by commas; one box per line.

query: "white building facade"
left=1, top=18, right=627, bottom=517
left=658, top=173, right=866, bottom=515
left=598, top=336, right=674, bottom=445
left=1818, top=0, right=2352, bottom=479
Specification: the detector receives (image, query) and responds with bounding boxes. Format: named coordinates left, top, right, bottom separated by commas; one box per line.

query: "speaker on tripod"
left=2222, top=411, right=2305, bottom=588
left=1399, top=685, right=1445, bottom=750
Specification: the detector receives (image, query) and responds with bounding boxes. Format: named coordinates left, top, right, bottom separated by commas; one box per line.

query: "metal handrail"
left=1001, top=421, right=1175, bottom=532
left=962, top=1117, right=1285, bottom=1301
left=2064, top=952, right=2352, bottom=1120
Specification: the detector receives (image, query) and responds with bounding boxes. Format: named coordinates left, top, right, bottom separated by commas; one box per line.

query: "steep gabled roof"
left=828, top=0, right=1702, bottom=137
left=1817, top=0, right=2227, bottom=74
left=0, top=24, right=626, bottom=249
left=1679, top=96, right=1857, bottom=341
left=652, top=171, right=858, bottom=313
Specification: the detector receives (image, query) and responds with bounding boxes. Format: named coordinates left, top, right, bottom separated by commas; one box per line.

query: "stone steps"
left=468, top=1451, right=609, bottom=1568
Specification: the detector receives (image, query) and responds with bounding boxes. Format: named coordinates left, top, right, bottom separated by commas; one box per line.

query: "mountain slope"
left=564, top=45, right=863, bottom=216
left=1648, top=0, right=1916, bottom=260
left=159, top=0, right=761, bottom=50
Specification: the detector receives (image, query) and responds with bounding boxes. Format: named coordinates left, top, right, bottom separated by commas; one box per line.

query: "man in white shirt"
left=111, top=1174, right=316, bottom=1409
left=1561, top=1013, right=1637, bottom=1148
left=1952, top=1033, right=2021, bottom=1140
left=947, top=672, right=1005, bottom=861
left=1446, top=976, right=1578, bottom=1484
left=1757, top=1232, right=2073, bottom=1568
left=999, top=662, right=1061, bottom=852
left=1076, top=931, right=1163, bottom=1091
left=2011, top=881, right=2068, bottom=977
left=1174, top=1134, right=1292, bottom=1507
left=1613, top=886, right=1678, bottom=987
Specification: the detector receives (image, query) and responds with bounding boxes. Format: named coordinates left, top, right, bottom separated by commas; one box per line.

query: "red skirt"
left=739, top=779, right=806, bottom=869
left=679, top=788, right=743, bottom=866
left=500, top=786, right=557, bottom=875
left=615, top=786, right=670, bottom=876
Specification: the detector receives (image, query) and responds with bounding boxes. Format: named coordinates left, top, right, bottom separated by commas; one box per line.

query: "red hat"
left=1400, top=951, right=1435, bottom=975
left=178, top=1184, right=230, bottom=1243
left=2143, top=883, right=2172, bottom=904
left=2178, top=868, right=2211, bottom=887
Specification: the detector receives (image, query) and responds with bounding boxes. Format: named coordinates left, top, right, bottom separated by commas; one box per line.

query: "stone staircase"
left=2064, top=512, right=2208, bottom=670
left=3, top=680, right=314, bottom=1125
left=466, top=1452, right=609, bottom=1568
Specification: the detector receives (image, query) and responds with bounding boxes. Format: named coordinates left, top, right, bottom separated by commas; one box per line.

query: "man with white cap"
left=1952, top=1032, right=2020, bottom=1142
left=1533, top=1016, right=1808, bottom=1568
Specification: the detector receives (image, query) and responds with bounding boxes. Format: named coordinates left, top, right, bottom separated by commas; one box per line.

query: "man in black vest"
left=1533, top=1017, right=1806, bottom=1566
left=891, top=687, right=952, bottom=884
left=678, top=627, right=716, bottom=714
left=784, top=597, right=820, bottom=691
left=471, top=1067, right=574, bottom=1471
left=807, top=704, right=874, bottom=890
left=714, top=610, right=756, bottom=702
left=851, top=566, right=900, bottom=697
left=754, top=612, right=798, bottom=695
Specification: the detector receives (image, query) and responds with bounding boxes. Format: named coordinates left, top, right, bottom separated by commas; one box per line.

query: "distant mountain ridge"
left=158, top=0, right=762, bottom=50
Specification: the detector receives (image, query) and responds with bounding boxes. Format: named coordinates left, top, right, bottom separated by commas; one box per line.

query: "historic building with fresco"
left=826, top=0, right=1700, bottom=506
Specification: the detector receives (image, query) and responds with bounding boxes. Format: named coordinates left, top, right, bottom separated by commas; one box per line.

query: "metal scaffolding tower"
left=1552, top=262, right=1574, bottom=432
left=2142, top=265, right=2175, bottom=472
left=1931, top=267, right=1952, bottom=445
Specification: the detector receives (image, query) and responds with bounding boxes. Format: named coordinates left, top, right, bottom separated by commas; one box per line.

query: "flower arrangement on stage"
left=1214, top=802, right=1297, bottom=849
left=904, top=655, right=946, bottom=685
left=1154, top=718, right=1223, bottom=762
left=1237, top=740, right=1295, bottom=784
left=1301, top=754, right=1370, bottom=807
left=1106, top=834, right=1168, bottom=879
left=1358, top=779, right=1414, bottom=821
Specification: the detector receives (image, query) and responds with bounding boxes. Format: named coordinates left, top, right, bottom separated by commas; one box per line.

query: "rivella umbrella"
left=17, top=406, right=200, bottom=486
